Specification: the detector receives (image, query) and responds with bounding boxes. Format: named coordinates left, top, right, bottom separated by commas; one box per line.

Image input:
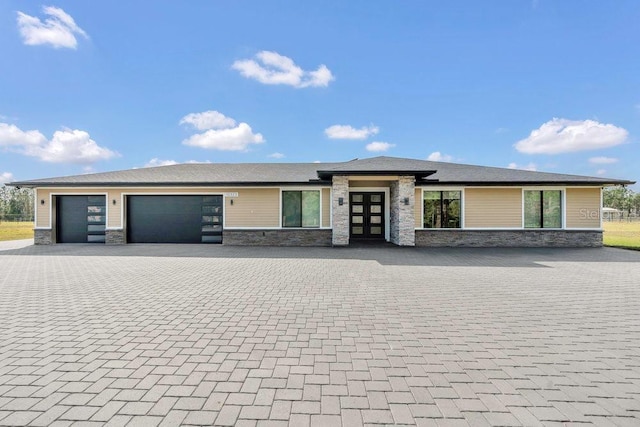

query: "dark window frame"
left=282, top=190, right=321, bottom=228
left=524, top=190, right=563, bottom=229
left=423, top=190, right=461, bottom=229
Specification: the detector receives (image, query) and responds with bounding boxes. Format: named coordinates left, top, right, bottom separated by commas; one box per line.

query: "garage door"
left=57, top=196, right=106, bottom=243
left=126, top=195, right=223, bottom=243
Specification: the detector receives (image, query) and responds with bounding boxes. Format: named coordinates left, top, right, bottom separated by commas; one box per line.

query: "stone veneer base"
left=415, top=229, right=603, bottom=248
left=34, top=229, right=52, bottom=245
left=106, top=229, right=125, bottom=245
left=223, top=229, right=332, bottom=246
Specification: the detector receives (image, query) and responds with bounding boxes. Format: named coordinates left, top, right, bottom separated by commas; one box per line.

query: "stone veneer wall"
left=34, top=229, right=52, bottom=245
left=389, top=176, right=416, bottom=246
left=223, top=229, right=332, bottom=246
left=415, top=229, right=603, bottom=247
left=106, top=229, right=125, bottom=245
left=331, top=176, right=350, bottom=246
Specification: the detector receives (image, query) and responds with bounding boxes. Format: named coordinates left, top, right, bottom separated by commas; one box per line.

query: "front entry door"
left=350, top=192, right=385, bottom=239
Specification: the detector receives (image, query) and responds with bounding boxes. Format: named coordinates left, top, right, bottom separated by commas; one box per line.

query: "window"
left=282, top=190, right=320, bottom=228
left=524, top=190, right=562, bottom=228
left=423, top=191, right=461, bottom=228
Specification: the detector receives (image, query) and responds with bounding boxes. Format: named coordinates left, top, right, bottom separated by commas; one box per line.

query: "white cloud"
left=589, top=156, right=618, bottom=164
left=427, top=151, right=454, bottom=162
left=365, top=141, right=395, bottom=152
left=0, top=123, right=47, bottom=147
left=324, top=124, right=379, bottom=140
left=495, top=127, right=509, bottom=134
left=1, top=172, right=14, bottom=184
left=145, top=158, right=179, bottom=167
left=507, top=162, right=537, bottom=171
left=596, top=169, right=607, bottom=176
left=183, top=123, right=264, bottom=151
left=268, top=152, right=285, bottom=159
left=0, top=123, right=117, bottom=164
left=25, top=129, right=118, bottom=163
left=17, top=6, right=88, bottom=49
left=180, top=111, right=236, bottom=131
left=515, top=118, right=628, bottom=154
left=181, top=110, right=264, bottom=152
left=232, top=51, right=334, bottom=88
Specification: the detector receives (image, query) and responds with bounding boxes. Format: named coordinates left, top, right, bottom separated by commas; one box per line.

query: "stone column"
left=389, top=176, right=415, bottom=246
left=34, top=229, right=53, bottom=245
left=331, top=175, right=349, bottom=246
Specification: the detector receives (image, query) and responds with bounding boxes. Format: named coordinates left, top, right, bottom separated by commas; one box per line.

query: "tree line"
left=0, top=186, right=34, bottom=222
left=603, top=186, right=640, bottom=216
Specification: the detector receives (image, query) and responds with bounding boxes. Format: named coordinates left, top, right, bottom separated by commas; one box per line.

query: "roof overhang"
left=7, top=180, right=333, bottom=188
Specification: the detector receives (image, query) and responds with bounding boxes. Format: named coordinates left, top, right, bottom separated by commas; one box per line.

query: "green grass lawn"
left=0, top=221, right=34, bottom=242
left=603, top=221, right=640, bottom=250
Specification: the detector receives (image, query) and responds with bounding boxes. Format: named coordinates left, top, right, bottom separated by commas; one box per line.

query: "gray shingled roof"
left=9, top=156, right=634, bottom=187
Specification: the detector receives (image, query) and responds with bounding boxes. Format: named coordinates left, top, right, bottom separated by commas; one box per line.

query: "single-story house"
left=9, top=156, right=634, bottom=247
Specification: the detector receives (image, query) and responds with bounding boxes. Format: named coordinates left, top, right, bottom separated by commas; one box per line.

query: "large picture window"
left=423, top=191, right=461, bottom=228
left=282, top=190, right=320, bottom=228
left=524, top=190, right=562, bottom=228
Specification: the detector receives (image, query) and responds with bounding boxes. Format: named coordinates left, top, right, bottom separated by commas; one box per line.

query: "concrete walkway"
left=0, top=244, right=639, bottom=426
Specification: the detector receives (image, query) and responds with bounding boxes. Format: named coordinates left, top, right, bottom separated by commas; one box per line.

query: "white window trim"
left=417, top=187, right=465, bottom=230
left=521, top=187, right=566, bottom=230
left=279, top=187, right=327, bottom=229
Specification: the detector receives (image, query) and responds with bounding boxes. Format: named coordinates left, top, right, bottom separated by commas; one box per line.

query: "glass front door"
left=350, top=192, right=385, bottom=239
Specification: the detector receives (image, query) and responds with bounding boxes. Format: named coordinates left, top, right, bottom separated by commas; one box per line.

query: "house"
left=9, top=156, right=634, bottom=247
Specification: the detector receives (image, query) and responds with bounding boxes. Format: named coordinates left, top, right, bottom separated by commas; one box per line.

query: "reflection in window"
left=88, top=206, right=105, bottom=213
left=282, top=191, right=320, bottom=228
left=524, top=190, right=562, bottom=228
left=423, top=191, right=461, bottom=228
left=203, top=205, right=221, bottom=214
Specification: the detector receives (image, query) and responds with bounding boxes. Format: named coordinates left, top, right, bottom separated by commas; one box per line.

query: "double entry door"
left=350, top=192, right=385, bottom=240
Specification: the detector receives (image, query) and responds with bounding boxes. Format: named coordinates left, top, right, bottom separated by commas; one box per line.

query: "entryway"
left=349, top=192, right=385, bottom=240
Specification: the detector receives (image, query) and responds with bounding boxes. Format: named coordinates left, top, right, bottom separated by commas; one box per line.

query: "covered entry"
left=56, top=195, right=106, bottom=243
left=126, top=195, right=223, bottom=243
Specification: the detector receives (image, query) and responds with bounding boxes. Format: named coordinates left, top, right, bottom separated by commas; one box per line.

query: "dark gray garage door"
left=126, top=195, right=223, bottom=243
left=56, top=196, right=106, bottom=243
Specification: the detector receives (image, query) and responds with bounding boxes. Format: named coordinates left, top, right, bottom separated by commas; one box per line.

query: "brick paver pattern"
left=0, top=244, right=639, bottom=426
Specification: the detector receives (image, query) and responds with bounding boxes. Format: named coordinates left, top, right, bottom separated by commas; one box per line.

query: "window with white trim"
left=524, top=190, right=562, bottom=228
left=282, top=190, right=320, bottom=228
left=423, top=191, right=461, bottom=228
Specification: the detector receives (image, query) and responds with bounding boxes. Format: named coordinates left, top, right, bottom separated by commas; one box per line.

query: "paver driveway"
left=0, top=243, right=639, bottom=426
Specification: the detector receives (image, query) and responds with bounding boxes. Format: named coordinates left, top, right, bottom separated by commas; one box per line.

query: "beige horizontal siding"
left=322, top=188, right=331, bottom=228
left=225, top=188, right=280, bottom=227
left=414, top=188, right=422, bottom=228
left=465, top=188, right=522, bottom=228
left=35, top=189, right=50, bottom=228
left=565, top=188, right=601, bottom=228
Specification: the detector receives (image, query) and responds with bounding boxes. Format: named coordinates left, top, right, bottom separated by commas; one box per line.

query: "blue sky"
left=1, top=1, right=638, bottom=187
